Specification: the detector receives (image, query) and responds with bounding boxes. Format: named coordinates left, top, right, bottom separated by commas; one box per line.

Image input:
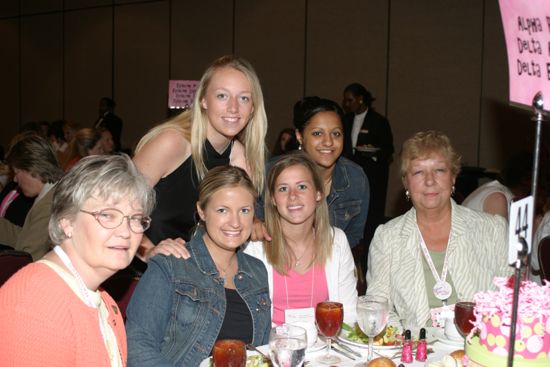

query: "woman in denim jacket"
left=126, top=166, right=271, bottom=367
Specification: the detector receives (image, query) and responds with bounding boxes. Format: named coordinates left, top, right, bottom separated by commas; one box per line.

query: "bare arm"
left=482, top=192, right=509, bottom=219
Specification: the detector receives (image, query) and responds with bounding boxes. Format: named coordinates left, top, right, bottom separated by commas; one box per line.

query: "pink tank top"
left=272, top=264, right=328, bottom=325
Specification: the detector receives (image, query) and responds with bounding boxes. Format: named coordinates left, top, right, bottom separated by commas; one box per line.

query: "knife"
left=331, top=343, right=358, bottom=360
left=332, top=341, right=362, bottom=358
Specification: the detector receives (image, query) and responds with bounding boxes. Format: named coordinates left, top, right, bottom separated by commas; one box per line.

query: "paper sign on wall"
left=168, top=80, right=199, bottom=109
left=508, top=196, right=534, bottom=264
left=498, top=1, right=550, bottom=111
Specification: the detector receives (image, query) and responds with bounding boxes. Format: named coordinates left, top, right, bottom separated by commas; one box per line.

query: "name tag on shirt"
left=285, top=307, right=315, bottom=324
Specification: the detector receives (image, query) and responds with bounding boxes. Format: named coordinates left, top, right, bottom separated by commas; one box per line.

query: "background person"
left=64, top=127, right=104, bottom=171
left=95, top=97, right=123, bottom=152
left=133, top=55, right=267, bottom=266
left=366, top=131, right=510, bottom=329
left=0, top=134, right=64, bottom=260
left=126, top=165, right=270, bottom=367
left=0, top=154, right=155, bottom=366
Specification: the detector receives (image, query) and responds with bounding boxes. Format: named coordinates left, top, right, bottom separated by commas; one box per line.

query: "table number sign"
left=508, top=196, right=534, bottom=264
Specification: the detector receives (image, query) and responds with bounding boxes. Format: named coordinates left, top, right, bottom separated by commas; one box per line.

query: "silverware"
left=332, top=341, right=362, bottom=358
left=332, top=343, right=358, bottom=360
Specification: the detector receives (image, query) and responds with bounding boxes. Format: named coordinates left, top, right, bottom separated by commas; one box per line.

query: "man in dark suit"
left=95, top=97, right=122, bottom=152
left=342, top=83, right=394, bottom=265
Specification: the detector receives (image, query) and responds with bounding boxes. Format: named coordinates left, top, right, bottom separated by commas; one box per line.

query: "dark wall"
left=0, top=0, right=531, bottom=216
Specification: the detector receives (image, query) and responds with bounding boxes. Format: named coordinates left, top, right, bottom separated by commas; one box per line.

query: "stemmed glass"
left=356, top=295, right=389, bottom=362
left=315, top=301, right=344, bottom=365
left=454, top=301, right=476, bottom=337
left=269, top=324, right=307, bottom=367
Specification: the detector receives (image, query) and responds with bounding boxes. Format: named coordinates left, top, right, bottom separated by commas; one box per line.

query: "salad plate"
left=337, top=327, right=401, bottom=350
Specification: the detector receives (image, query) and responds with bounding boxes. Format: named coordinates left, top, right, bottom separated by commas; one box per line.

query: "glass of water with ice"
left=269, top=324, right=307, bottom=367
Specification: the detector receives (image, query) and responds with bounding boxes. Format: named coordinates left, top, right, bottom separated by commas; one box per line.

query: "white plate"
left=337, top=329, right=401, bottom=350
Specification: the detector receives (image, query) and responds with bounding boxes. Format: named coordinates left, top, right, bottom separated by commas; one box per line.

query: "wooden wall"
left=0, top=0, right=530, bottom=216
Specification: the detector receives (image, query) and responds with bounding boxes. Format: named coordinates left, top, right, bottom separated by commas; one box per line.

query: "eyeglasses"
left=79, top=208, right=151, bottom=233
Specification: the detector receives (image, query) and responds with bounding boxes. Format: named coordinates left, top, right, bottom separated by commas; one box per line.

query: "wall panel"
left=0, top=1, right=19, bottom=18
left=114, top=1, right=170, bottom=150
left=386, top=0, right=484, bottom=215
left=170, top=0, right=233, bottom=80
left=235, top=0, right=306, bottom=147
left=20, top=13, right=63, bottom=125
left=307, top=0, right=389, bottom=112
left=0, top=19, right=20, bottom=149
left=21, top=0, right=62, bottom=15
left=64, top=7, right=113, bottom=129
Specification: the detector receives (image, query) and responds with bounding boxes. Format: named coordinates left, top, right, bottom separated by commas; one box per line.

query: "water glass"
left=269, top=324, right=307, bottom=367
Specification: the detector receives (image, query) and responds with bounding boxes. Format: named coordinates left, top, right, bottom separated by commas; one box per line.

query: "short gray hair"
left=49, top=154, right=155, bottom=244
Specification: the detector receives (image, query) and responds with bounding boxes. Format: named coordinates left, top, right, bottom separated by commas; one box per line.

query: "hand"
left=250, top=217, right=271, bottom=242
left=144, top=238, right=190, bottom=262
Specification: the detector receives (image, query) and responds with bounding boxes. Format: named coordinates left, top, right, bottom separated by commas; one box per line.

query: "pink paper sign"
left=168, top=80, right=199, bottom=109
left=499, top=0, right=550, bottom=110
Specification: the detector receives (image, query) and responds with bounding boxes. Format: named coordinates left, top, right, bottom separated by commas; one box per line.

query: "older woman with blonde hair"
left=133, top=55, right=267, bottom=264
left=366, top=130, right=511, bottom=330
left=0, top=154, right=155, bottom=366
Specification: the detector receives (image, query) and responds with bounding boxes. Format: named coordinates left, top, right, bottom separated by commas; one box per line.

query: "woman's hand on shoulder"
left=144, top=237, right=190, bottom=262
left=133, top=128, right=191, bottom=187
left=250, top=217, right=271, bottom=242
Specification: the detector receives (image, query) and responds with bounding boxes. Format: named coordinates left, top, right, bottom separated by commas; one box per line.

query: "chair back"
left=101, top=272, right=139, bottom=320
left=538, top=236, right=550, bottom=283
left=0, top=250, right=33, bottom=286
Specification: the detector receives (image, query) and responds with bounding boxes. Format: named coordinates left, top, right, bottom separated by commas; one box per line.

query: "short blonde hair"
left=263, top=152, right=333, bottom=275
left=135, top=55, right=267, bottom=193
left=400, top=130, right=461, bottom=177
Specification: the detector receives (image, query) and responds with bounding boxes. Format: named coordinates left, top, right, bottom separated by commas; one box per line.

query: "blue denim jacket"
left=326, top=157, right=370, bottom=248
left=258, top=156, right=369, bottom=248
left=126, top=230, right=271, bottom=367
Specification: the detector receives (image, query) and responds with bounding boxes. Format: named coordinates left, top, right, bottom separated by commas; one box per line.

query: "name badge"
left=285, top=307, right=315, bottom=324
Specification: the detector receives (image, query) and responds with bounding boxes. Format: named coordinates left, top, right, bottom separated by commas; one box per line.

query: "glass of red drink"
left=212, top=339, right=246, bottom=367
left=315, top=301, right=344, bottom=364
left=454, top=301, right=476, bottom=337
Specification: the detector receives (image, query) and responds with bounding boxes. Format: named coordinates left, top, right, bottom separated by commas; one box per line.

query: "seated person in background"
left=98, top=126, right=116, bottom=155
left=366, top=131, right=511, bottom=330
left=246, top=152, right=358, bottom=326
left=0, top=154, right=155, bottom=366
left=271, top=127, right=297, bottom=157
left=0, top=135, right=64, bottom=260
left=63, top=127, right=104, bottom=171
left=126, top=166, right=271, bottom=367
left=461, top=179, right=512, bottom=218
left=0, top=180, right=35, bottom=227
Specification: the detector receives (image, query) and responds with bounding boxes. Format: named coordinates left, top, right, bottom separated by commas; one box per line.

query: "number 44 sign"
left=508, top=196, right=534, bottom=264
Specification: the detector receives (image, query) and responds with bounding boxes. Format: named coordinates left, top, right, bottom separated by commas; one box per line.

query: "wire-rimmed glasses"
left=80, top=208, right=151, bottom=233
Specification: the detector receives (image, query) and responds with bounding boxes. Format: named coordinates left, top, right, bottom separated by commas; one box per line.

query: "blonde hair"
left=135, top=55, right=267, bottom=193
left=400, top=130, right=461, bottom=177
left=263, top=152, right=333, bottom=275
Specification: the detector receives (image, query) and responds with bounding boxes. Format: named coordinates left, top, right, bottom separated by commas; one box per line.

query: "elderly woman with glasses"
left=0, top=154, right=155, bottom=367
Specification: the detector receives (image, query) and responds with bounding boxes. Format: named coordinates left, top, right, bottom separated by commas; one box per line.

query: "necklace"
left=288, top=246, right=308, bottom=268
left=214, top=254, right=236, bottom=279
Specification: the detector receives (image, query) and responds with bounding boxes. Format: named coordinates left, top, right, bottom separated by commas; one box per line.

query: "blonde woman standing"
left=133, top=55, right=267, bottom=264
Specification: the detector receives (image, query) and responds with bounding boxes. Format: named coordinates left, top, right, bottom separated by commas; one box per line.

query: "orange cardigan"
left=0, top=263, right=127, bottom=366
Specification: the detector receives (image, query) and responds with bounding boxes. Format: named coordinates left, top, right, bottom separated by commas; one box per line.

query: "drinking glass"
left=212, top=339, right=246, bottom=367
left=454, top=301, right=476, bottom=337
left=356, top=295, right=389, bottom=362
left=315, top=301, right=344, bottom=364
left=268, top=324, right=307, bottom=367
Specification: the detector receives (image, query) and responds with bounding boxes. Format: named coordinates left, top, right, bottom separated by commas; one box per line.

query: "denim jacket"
left=327, top=157, right=370, bottom=248
left=257, top=156, right=369, bottom=248
left=126, top=230, right=271, bottom=367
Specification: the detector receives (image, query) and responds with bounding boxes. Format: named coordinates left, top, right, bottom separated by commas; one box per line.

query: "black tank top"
left=146, top=140, right=233, bottom=244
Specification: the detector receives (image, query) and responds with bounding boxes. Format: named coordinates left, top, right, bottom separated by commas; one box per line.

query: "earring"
left=298, top=144, right=302, bottom=151
left=67, top=232, right=72, bottom=239
left=405, top=190, right=410, bottom=201
left=451, top=185, right=456, bottom=196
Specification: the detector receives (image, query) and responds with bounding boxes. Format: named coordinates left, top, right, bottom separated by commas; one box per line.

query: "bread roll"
left=368, top=357, right=396, bottom=367
left=450, top=349, right=465, bottom=361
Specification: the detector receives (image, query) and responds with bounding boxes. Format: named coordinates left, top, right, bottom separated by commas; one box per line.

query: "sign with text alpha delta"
left=499, top=0, right=550, bottom=111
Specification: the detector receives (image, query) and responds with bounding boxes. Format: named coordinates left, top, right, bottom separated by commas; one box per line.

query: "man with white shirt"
left=0, top=134, right=64, bottom=260
left=342, top=83, right=394, bottom=267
